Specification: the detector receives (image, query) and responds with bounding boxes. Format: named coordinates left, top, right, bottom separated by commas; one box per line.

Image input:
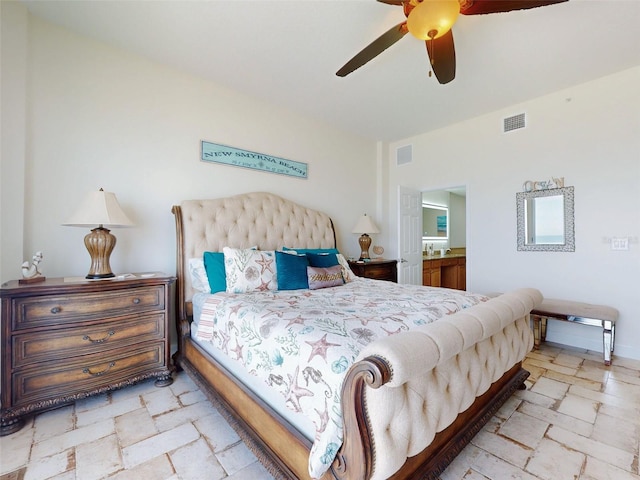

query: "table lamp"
left=63, top=188, right=134, bottom=279
left=352, top=214, right=380, bottom=261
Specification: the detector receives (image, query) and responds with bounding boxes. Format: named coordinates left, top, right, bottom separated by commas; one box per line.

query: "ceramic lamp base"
left=358, top=233, right=372, bottom=260
left=84, top=227, right=116, bottom=279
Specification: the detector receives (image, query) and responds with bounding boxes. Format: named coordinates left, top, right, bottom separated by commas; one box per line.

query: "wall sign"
left=201, top=141, right=307, bottom=179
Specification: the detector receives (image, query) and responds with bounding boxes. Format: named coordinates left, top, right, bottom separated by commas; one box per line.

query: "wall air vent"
left=396, top=144, right=412, bottom=166
left=503, top=113, right=526, bottom=133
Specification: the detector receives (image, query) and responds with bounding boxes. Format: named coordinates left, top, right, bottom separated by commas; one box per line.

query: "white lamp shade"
left=63, top=189, right=134, bottom=227
left=352, top=214, right=380, bottom=234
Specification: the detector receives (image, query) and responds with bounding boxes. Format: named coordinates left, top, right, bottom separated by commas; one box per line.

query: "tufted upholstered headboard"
left=171, top=192, right=336, bottom=319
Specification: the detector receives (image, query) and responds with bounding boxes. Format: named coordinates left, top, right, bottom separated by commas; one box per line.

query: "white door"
left=398, top=186, right=422, bottom=285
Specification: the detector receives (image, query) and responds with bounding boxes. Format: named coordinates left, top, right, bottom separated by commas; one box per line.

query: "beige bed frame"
left=171, top=192, right=540, bottom=480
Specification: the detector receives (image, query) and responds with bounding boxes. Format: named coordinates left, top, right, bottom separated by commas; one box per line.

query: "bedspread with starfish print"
left=195, top=277, right=488, bottom=479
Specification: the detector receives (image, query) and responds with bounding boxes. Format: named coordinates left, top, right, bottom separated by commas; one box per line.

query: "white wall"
left=0, top=2, right=28, bottom=283
left=449, top=193, right=466, bottom=248
left=386, top=67, right=640, bottom=360
left=1, top=10, right=377, bottom=283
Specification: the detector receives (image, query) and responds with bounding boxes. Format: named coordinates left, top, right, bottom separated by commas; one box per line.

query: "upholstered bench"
left=531, top=299, right=619, bottom=365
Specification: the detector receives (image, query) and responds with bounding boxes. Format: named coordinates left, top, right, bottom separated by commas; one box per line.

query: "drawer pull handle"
left=50, top=307, right=61, bottom=314
left=82, top=330, right=115, bottom=344
left=83, top=362, right=116, bottom=377
left=132, top=298, right=141, bottom=304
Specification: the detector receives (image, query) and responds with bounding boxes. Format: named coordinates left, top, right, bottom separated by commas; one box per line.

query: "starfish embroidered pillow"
left=223, top=247, right=278, bottom=293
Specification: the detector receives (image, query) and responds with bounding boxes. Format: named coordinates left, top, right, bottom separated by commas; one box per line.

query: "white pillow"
left=223, top=247, right=278, bottom=293
left=337, top=253, right=357, bottom=283
left=188, top=258, right=211, bottom=293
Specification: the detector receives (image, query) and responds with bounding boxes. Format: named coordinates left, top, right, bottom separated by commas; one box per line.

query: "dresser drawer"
left=362, top=264, right=394, bottom=280
left=12, top=342, right=166, bottom=406
left=12, top=286, right=165, bottom=330
left=423, top=259, right=442, bottom=268
left=12, top=313, right=166, bottom=368
left=348, top=260, right=397, bottom=283
left=440, top=258, right=460, bottom=267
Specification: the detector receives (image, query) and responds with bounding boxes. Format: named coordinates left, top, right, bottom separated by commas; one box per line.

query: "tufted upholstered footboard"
left=335, top=288, right=541, bottom=480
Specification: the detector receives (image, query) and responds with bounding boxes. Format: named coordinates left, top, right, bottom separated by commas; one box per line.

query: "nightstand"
left=347, top=259, right=397, bottom=283
left=0, top=273, right=175, bottom=436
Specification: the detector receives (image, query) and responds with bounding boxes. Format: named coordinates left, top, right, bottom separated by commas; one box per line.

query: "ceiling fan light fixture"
left=407, top=0, right=460, bottom=40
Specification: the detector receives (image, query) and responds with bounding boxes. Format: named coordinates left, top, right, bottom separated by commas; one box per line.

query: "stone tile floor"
left=1, top=342, right=639, bottom=479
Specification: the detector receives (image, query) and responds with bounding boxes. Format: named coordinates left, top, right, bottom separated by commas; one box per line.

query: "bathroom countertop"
left=423, top=253, right=466, bottom=260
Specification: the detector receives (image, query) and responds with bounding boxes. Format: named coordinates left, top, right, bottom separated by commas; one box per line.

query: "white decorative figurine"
left=20, top=251, right=45, bottom=284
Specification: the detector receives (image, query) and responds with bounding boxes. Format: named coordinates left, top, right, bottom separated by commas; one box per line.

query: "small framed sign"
left=201, top=141, right=307, bottom=179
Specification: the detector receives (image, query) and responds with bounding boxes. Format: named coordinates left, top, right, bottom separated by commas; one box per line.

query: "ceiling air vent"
left=396, top=144, right=412, bottom=165
left=503, top=113, right=526, bottom=133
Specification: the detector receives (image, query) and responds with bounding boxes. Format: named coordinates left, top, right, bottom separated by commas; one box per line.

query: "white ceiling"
left=21, top=0, right=640, bottom=142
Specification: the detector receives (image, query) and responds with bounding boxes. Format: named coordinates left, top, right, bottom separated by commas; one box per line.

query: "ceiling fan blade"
left=425, top=30, right=455, bottom=84
left=336, top=22, right=408, bottom=77
left=460, top=0, right=568, bottom=15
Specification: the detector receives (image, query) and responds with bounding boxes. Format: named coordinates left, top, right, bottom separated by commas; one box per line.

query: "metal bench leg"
left=532, top=315, right=541, bottom=349
left=603, top=320, right=614, bottom=366
left=531, top=315, right=548, bottom=350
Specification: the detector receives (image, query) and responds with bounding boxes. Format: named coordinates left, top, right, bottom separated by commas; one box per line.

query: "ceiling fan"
left=336, top=0, right=568, bottom=84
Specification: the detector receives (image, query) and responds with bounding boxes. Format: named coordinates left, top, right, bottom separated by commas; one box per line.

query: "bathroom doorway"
left=421, top=186, right=466, bottom=252
left=421, top=186, right=467, bottom=289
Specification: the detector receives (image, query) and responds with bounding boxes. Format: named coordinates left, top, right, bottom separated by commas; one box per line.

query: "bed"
left=171, top=191, right=542, bottom=480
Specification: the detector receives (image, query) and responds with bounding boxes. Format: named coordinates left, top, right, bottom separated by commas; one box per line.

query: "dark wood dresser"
left=0, top=273, right=175, bottom=436
left=348, top=259, right=397, bottom=282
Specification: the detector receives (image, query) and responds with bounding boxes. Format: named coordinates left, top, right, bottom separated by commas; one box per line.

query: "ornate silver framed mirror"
left=516, top=186, right=575, bottom=252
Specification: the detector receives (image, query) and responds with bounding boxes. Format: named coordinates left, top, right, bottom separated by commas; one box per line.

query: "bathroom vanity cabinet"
left=422, top=256, right=466, bottom=291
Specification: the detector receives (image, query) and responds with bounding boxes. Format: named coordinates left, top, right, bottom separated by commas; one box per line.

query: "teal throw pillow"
left=306, top=252, right=340, bottom=268
left=203, top=251, right=227, bottom=293
left=276, top=251, right=309, bottom=290
left=282, top=247, right=340, bottom=255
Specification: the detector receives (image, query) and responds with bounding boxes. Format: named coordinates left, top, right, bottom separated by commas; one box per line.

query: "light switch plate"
left=611, top=237, right=629, bottom=250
